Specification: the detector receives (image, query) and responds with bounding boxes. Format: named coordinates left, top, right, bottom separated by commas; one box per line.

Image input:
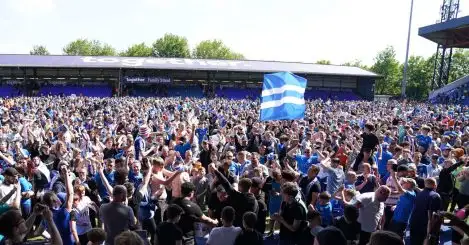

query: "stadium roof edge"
left=0, top=54, right=379, bottom=78
left=418, top=15, right=469, bottom=48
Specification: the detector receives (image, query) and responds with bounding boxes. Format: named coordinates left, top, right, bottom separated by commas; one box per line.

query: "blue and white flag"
left=260, top=72, right=307, bottom=121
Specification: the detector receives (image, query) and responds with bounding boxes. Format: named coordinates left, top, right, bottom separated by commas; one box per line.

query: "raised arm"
left=11, top=182, right=21, bottom=210
left=154, top=169, right=183, bottom=186
left=214, top=169, right=235, bottom=194
left=139, top=162, right=152, bottom=193
left=319, top=157, right=332, bottom=171
left=43, top=208, right=63, bottom=245
left=62, top=165, right=74, bottom=212
left=189, top=124, right=196, bottom=145
left=0, top=151, right=15, bottom=167
left=96, top=161, right=113, bottom=200
left=287, top=143, right=299, bottom=158
left=390, top=170, right=405, bottom=194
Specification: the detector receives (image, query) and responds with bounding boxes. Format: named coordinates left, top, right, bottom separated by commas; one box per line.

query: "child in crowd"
left=345, top=171, right=357, bottom=190
left=156, top=204, right=184, bottom=245
left=355, top=163, right=378, bottom=193
left=298, top=210, right=323, bottom=245
left=332, top=186, right=357, bottom=217
left=192, top=166, right=209, bottom=210
left=316, top=192, right=333, bottom=227
left=333, top=205, right=361, bottom=244
left=87, top=228, right=107, bottom=245
left=207, top=206, right=242, bottom=245
left=234, top=212, right=264, bottom=245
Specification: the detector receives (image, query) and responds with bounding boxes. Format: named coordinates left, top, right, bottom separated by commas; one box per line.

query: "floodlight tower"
left=431, top=0, right=460, bottom=89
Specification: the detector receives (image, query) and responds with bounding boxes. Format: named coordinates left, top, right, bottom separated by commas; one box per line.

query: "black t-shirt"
left=172, top=198, right=203, bottom=245
left=208, top=192, right=229, bottom=221
left=297, top=226, right=314, bottom=245
left=413, top=176, right=425, bottom=190
left=305, top=179, right=321, bottom=205
left=255, top=193, right=267, bottom=234
left=157, top=221, right=183, bottom=245
left=33, top=170, right=50, bottom=189
left=234, top=229, right=263, bottom=245
left=128, top=191, right=143, bottom=225
left=279, top=201, right=306, bottom=240
left=355, top=175, right=377, bottom=193
left=333, top=216, right=361, bottom=241
left=361, top=133, right=379, bottom=151
left=103, top=148, right=118, bottom=160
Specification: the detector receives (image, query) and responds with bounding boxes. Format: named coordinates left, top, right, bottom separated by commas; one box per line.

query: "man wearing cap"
left=0, top=141, right=14, bottom=170
left=427, top=154, right=442, bottom=179
left=407, top=164, right=425, bottom=191
left=0, top=167, right=20, bottom=207
left=134, top=125, right=157, bottom=161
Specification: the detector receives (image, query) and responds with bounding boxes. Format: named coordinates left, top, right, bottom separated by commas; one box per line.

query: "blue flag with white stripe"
left=260, top=72, right=307, bottom=121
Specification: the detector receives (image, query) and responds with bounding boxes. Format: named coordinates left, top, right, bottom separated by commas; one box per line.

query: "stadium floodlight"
left=402, top=0, right=414, bottom=98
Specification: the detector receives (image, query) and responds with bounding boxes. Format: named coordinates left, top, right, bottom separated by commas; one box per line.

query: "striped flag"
left=260, top=72, right=307, bottom=121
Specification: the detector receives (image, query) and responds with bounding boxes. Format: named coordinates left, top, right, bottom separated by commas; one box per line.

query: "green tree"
left=371, top=46, right=402, bottom=95
left=341, top=59, right=369, bottom=70
left=119, top=43, right=153, bottom=57
left=403, top=55, right=433, bottom=100
left=30, top=45, right=50, bottom=55
left=449, top=49, right=469, bottom=83
left=152, top=33, right=191, bottom=58
left=316, top=60, right=331, bottom=65
left=193, top=39, right=245, bottom=60
left=63, top=39, right=116, bottom=56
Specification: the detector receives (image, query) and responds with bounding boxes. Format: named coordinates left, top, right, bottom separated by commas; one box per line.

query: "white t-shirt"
left=74, top=196, right=93, bottom=235
left=206, top=226, right=242, bottom=245
left=0, top=183, right=15, bottom=206
left=357, top=192, right=384, bottom=233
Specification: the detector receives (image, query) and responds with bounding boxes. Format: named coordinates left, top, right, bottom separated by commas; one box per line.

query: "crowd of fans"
left=0, top=96, right=467, bottom=245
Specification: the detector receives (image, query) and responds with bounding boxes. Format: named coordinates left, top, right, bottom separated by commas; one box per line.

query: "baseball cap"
left=3, top=167, right=19, bottom=177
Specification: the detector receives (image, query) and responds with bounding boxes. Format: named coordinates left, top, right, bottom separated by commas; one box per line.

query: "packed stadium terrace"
left=0, top=83, right=362, bottom=101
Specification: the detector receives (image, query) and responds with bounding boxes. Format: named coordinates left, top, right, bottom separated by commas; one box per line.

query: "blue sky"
left=1, top=0, right=468, bottom=65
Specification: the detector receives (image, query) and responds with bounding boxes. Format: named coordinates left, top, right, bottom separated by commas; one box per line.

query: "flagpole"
left=402, top=0, right=414, bottom=98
